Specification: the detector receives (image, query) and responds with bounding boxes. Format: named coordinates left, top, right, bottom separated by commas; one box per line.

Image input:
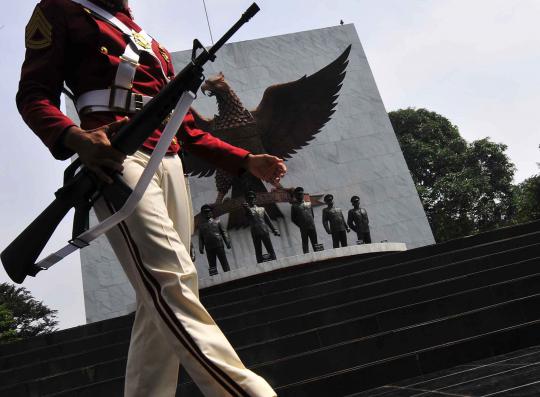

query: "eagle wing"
left=181, top=107, right=220, bottom=177
left=253, top=45, right=351, bottom=160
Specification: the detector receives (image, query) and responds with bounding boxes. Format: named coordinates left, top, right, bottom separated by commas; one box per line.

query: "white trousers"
left=94, top=151, right=276, bottom=397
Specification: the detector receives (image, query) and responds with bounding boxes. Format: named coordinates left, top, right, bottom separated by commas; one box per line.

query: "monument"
left=74, top=24, right=435, bottom=323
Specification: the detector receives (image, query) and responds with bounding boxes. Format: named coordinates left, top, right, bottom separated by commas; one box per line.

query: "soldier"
left=322, top=194, right=350, bottom=248
left=348, top=195, right=372, bottom=244
left=290, top=187, right=319, bottom=254
left=244, top=191, right=280, bottom=263
left=199, top=205, right=232, bottom=276
left=17, top=1, right=283, bottom=396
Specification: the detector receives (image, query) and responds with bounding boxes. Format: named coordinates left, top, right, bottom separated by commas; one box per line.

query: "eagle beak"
left=201, top=82, right=213, bottom=97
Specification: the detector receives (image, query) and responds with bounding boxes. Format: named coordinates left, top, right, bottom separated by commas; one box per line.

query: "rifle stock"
left=1, top=3, right=260, bottom=284
left=1, top=197, right=74, bottom=283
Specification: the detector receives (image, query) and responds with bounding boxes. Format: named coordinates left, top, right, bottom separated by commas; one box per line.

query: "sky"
left=0, top=0, right=538, bottom=330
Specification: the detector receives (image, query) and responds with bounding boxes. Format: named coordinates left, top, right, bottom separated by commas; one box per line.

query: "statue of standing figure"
left=290, top=187, right=321, bottom=254
left=198, top=205, right=231, bottom=276
left=347, top=195, right=372, bottom=244
left=322, top=194, right=350, bottom=248
left=243, top=191, right=280, bottom=263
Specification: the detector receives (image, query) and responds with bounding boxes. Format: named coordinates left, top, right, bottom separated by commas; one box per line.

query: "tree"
left=513, top=175, right=540, bottom=224
left=0, top=283, right=58, bottom=343
left=0, top=304, right=19, bottom=344
left=388, top=108, right=515, bottom=242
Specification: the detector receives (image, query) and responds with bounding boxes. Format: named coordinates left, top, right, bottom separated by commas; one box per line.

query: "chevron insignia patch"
left=25, top=7, right=53, bottom=50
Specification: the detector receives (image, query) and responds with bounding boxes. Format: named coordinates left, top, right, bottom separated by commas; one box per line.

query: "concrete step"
left=6, top=282, right=540, bottom=397
left=2, top=241, right=537, bottom=385
left=0, top=312, right=133, bottom=358
left=5, top=269, right=538, bottom=388
left=5, top=232, right=536, bottom=375
left=1, top=251, right=538, bottom=389
left=201, top=231, right=540, bottom=310
left=214, top=246, right=540, bottom=331
left=200, top=220, right=540, bottom=301
left=225, top=266, right=540, bottom=347
left=178, top=299, right=540, bottom=395
left=274, top=320, right=540, bottom=397
left=2, top=225, right=537, bottom=360
left=349, top=345, right=540, bottom=397
left=0, top=326, right=131, bottom=371
left=1, top=221, right=538, bottom=397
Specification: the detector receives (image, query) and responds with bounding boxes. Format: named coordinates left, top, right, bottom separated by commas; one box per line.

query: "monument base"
left=198, top=242, right=407, bottom=289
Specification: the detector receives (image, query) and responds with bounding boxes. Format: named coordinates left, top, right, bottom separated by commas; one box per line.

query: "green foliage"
left=513, top=175, right=540, bottom=224
left=0, top=283, right=58, bottom=343
left=0, top=304, right=19, bottom=344
left=389, top=108, right=516, bottom=242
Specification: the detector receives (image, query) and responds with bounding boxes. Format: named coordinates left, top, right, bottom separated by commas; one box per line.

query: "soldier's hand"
left=244, top=154, right=286, bottom=185
left=63, top=118, right=129, bottom=184
left=199, top=249, right=204, bottom=255
left=346, top=228, right=351, bottom=233
left=273, top=230, right=281, bottom=237
left=226, top=244, right=232, bottom=249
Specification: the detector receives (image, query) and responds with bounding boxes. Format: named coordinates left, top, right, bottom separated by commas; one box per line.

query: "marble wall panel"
left=75, top=24, right=434, bottom=323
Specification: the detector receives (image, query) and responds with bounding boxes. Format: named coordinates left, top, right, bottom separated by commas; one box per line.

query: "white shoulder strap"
left=70, top=0, right=168, bottom=80
left=71, top=0, right=134, bottom=37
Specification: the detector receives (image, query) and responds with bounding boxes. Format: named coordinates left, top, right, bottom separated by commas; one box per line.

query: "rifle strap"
left=35, top=91, right=197, bottom=271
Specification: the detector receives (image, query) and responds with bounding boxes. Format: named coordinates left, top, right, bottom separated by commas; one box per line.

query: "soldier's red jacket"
left=17, top=0, right=249, bottom=174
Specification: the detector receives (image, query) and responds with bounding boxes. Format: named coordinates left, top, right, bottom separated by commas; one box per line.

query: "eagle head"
left=201, top=72, right=230, bottom=97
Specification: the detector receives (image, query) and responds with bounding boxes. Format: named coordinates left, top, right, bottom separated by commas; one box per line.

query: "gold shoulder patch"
left=25, top=6, right=53, bottom=50
left=159, top=45, right=170, bottom=63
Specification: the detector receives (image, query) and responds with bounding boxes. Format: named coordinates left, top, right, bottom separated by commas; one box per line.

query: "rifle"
left=1, top=3, right=260, bottom=284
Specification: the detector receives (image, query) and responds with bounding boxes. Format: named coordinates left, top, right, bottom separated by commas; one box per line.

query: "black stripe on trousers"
left=105, top=202, right=249, bottom=397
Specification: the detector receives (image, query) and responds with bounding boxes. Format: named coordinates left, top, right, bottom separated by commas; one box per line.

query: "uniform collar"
left=90, top=0, right=132, bottom=17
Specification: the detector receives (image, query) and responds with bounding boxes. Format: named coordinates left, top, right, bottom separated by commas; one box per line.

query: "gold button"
left=172, top=137, right=178, bottom=144
left=100, top=46, right=108, bottom=55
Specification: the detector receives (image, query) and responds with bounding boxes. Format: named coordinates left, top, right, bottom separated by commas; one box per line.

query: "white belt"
left=76, top=89, right=153, bottom=115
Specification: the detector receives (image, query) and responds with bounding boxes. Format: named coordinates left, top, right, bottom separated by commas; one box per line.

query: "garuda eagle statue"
left=186, top=45, right=351, bottom=229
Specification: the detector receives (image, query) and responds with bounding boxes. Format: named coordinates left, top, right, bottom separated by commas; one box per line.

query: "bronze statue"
left=322, top=194, right=349, bottom=248
left=243, top=191, right=280, bottom=263
left=347, top=196, right=371, bottom=244
left=198, top=205, right=231, bottom=276
left=184, top=46, right=351, bottom=229
left=291, top=187, right=320, bottom=253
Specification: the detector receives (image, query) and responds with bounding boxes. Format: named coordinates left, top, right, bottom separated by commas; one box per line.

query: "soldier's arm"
left=263, top=210, right=280, bottom=236
left=322, top=210, right=331, bottom=234
left=291, top=205, right=300, bottom=227
left=17, top=0, right=126, bottom=183
left=341, top=212, right=350, bottom=232
left=17, top=0, right=75, bottom=160
left=347, top=210, right=357, bottom=232
left=364, top=210, right=370, bottom=225
left=179, top=111, right=250, bottom=175
left=198, top=229, right=205, bottom=254
left=219, top=221, right=231, bottom=248
left=179, top=113, right=285, bottom=184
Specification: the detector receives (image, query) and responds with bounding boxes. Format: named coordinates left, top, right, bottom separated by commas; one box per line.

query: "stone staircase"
left=1, top=220, right=539, bottom=396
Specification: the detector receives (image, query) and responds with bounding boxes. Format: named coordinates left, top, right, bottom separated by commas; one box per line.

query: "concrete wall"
left=76, top=24, right=435, bottom=323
